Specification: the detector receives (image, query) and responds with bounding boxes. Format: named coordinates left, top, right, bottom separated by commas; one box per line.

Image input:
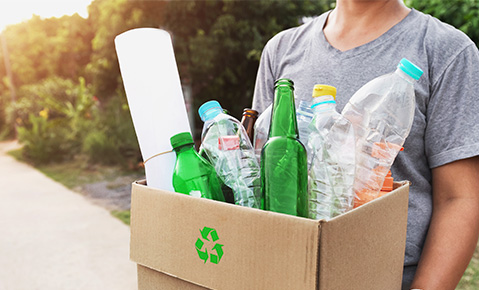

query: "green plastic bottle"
left=261, top=79, right=308, bottom=217
left=170, top=132, right=225, bottom=201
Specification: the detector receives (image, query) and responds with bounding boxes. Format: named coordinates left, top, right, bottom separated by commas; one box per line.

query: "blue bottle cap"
left=398, top=58, right=423, bottom=80
left=198, top=100, right=223, bottom=122
left=311, top=100, right=336, bottom=109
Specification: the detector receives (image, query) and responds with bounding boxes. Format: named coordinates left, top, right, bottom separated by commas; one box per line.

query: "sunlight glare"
left=0, top=0, right=93, bottom=31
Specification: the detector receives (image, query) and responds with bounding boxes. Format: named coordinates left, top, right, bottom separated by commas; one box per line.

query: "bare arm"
left=410, top=156, right=479, bottom=289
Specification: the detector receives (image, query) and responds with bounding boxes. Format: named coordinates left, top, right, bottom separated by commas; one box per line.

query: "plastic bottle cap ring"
left=199, top=100, right=223, bottom=121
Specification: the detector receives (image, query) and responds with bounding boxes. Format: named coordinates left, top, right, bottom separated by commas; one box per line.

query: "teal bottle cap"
left=311, top=100, right=336, bottom=109
left=170, top=132, right=194, bottom=149
left=398, top=58, right=423, bottom=80
left=198, top=100, right=223, bottom=121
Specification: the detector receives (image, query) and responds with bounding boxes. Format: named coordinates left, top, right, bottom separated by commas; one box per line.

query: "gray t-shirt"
left=252, top=8, right=479, bottom=288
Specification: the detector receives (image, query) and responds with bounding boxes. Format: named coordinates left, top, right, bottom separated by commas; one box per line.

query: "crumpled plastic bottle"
left=341, top=58, right=423, bottom=207
left=198, top=100, right=261, bottom=208
left=253, top=104, right=272, bottom=163
left=307, top=85, right=355, bottom=220
left=296, top=100, right=314, bottom=160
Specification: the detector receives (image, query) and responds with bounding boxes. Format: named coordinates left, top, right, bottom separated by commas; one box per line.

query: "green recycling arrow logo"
left=195, top=227, right=224, bottom=264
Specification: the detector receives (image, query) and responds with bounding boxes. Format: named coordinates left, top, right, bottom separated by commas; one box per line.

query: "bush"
left=14, top=76, right=99, bottom=164
left=10, top=76, right=141, bottom=168
left=8, top=77, right=83, bottom=127
left=0, top=92, right=15, bottom=140
left=82, top=129, right=122, bottom=165
left=17, top=113, right=68, bottom=164
left=81, top=93, right=141, bottom=168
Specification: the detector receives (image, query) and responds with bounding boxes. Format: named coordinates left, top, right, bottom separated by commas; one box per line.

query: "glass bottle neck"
left=242, top=115, right=257, bottom=125
left=242, top=109, right=258, bottom=120
left=269, top=85, right=299, bottom=138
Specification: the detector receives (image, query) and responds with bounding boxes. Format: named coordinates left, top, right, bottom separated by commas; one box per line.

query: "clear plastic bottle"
left=296, top=100, right=314, bottom=154
left=198, top=100, right=261, bottom=208
left=253, top=104, right=272, bottom=163
left=170, top=132, right=225, bottom=202
left=341, top=58, right=423, bottom=207
left=307, top=85, right=356, bottom=220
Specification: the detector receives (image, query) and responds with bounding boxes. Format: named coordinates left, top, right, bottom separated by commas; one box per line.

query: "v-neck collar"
left=312, top=8, right=420, bottom=60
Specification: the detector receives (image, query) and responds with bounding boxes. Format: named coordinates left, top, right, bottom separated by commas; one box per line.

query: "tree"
left=85, top=0, right=331, bottom=135
left=162, top=0, right=332, bottom=133
left=86, top=0, right=167, bottom=100
left=0, top=14, right=93, bottom=88
left=0, top=13, right=93, bottom=138
left=407, top=0, right=479, bottom=46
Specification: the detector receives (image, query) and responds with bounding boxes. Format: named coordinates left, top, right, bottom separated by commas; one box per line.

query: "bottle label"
left=189, top=190, right=203, bottom=198
left=218, top=135, right=240, bottom=150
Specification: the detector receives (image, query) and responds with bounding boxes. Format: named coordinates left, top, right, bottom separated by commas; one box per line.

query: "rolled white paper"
left=115, top=28, right=192, bottom=191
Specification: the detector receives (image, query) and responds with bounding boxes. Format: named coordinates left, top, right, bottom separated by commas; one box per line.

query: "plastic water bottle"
left=341, top=58, right=423, bottom=207
left=307, top=85, right=355, bottom=220
left=261, top=79, right=308, bottom=217
left=253, top=104, right=272, bottom=163
left=198, top=100, right=261, bottom=208
left=305, top=85, right=336, bottom=168
left=296, top=100, right=314, bottom=155
left=170, top=132, right=225, bottom=201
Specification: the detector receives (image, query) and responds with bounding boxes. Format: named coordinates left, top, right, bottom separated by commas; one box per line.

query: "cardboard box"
left=130, top=180, right=409, bottom=290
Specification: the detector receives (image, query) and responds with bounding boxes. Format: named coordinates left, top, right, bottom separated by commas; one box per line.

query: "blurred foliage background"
left=0, top=0, right=478, bottom=167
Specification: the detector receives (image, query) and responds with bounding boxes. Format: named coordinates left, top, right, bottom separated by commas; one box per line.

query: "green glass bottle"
left=170, top=132, right=225, bottom=202
left=261, top=79, right=308, bottom=217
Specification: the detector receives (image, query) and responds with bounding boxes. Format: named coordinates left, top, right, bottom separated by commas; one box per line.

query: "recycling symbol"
left=195, top=227, right=224, bottom=264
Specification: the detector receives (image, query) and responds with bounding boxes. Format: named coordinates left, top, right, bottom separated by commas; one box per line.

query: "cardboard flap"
left=130, top=181, right=321, bottom=290
left=318, top=182, right=410, bottom=290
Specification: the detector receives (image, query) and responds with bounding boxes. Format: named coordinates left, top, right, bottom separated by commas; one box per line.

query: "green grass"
left=458, top=241, right=479, bottom=289
left=8, top=147, right=142, bottom=189
left=7, top=148, right=23, bottom=162
left=111, top=210, right=131, bottom=225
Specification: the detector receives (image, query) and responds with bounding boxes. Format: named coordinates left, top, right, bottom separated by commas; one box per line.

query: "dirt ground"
left=75, top=174, right=144, bottom=211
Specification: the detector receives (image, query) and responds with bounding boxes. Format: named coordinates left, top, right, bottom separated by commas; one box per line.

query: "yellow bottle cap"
left=312, top=85, right=337, bottom=99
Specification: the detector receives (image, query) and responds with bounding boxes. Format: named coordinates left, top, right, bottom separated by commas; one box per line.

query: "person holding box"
left=252, top=0, right=479, bottom=289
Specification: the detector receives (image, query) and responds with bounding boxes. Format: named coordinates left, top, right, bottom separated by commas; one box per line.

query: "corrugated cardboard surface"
left=137, top=265, right=208, bottom=290
left=130, top=181, right=320, bottom=290
left=318, top=182, right=409, bottom=290
left=131, top=181, right=409, bottom=290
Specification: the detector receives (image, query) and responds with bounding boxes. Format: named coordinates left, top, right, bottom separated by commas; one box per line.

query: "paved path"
left=0, top=141, right=137, bottom=290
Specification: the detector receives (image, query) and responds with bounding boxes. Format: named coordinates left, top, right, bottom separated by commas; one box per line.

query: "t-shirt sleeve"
left=252, top=40, right=276, bottom=114
left=425, top=44, right=479, bottom=168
